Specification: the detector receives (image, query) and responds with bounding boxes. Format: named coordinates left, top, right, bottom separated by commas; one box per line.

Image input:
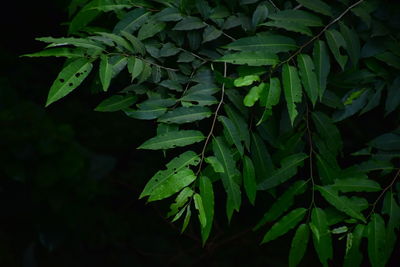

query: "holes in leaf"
left=75, top=72, right=81, bottom=78
left=69, top=83, right=73, bottom=86
left=59, top=78, right=65, bottom=83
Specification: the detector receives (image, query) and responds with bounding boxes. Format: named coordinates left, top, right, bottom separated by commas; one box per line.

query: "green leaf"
left=199, top=176, right=214, bottom=245
left=243, top=83, right=265, bottom=107
left=343, top=224, right=365, bottom=267
left=261, top=208, right=307, bottom=244
left=218, top=116, right=244, bottom=156
left=251, top=132, right=274, bottom=182
left=224, top=34, right=297, bottom=53
left=325, top=30, right=348, bottom=70
left=154, top=7, right=183, bottom=22
left=99, top=54, right=113, bottom=91
left=382, top=191, right=400, bottom=262
left=268, top=10, right=323, bottom=27
left=124, top=105, right=167, bottom=120
left=216, top=51, right=279, bottom=66
left=316, top=186, right=366, bottom=222
left=205, top=157, right=224, bottom=173
left=282, top=64, right=302, bottom=125
left=257, top=153, right=308, bottom=190
left=289, top=224, right=310, bottom=267
left=224, top=105, right=250, bottom=150
left=313, top=41, right=330, bottom=100
left=120, top=31, right=146, bottom=55
left=385, top=77, right=400, bottom=115
left=312, top=112, right=342, bottom=156
left=263, top=77, right=282, bottom=109
left=173, top=16, right=206, bottom=31
left=339, top=22, right=360, bottom=67
left=243, top=156, right=256, bottom=205
left=296, top=0, right=333, bottom=17
left=262, top=21, right=312, bottom=36
left=96, top=32, right=134, bottom=52
left=194, top=193, right=207, bottom=228
left=138, top=20, right=166, bottom=40
left=331, top=178, right=381, bottom=192
left=138, top=62, right=152, bottom=83
left=140, top=151, right=200, bottom=201
left=181, top=205, right=191, bottom=233
left=254, top=180, right=307, bottom=230
left=202, top=25, right=222, bottom=43
left=367, top=214, right=387, bottom=267
left=127, top=57, right=144, bottom=82
left=95, top=95, right=137, bottom=112
left=369, top=133, right=400, bottom=151
left=252, top=4, right=269, bottom=27
left=113, top=8, right=150, bottom=34
left=46, top=58, right=93, bottom=107
left=316, top=153, right=340, bottom=185
left=158, top=106, right=212, bottom=124
left=167, top=187, right=194, bottom=217
left=234, top=75, right=260, bottom=87
left=213, top=137, right=241, bottom=221
left=21, top=48, right=85, bottom=58
left=138, top=130, right=205, bottom=150
left=36, top=36, right=104, bottom=51
left=297, top=54, right=319, bottom=106
left=311, top=208, right=333, bottom=267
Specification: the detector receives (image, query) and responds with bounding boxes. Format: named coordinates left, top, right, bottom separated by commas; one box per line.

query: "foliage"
left=26, top=0, right=400, bottom=265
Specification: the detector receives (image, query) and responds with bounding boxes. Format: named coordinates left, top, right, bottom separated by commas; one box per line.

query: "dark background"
left=0, top=1, right=398, bottom=267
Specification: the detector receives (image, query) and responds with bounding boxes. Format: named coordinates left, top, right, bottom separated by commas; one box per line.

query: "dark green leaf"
left=200, top=176, right=214, bottom=245
left=113, top=8, right=150, bottom=34
left=194, top=193, right=207, bottom=228
left=296, top=0, right=333, bottom=17
left=216, top=51, right=279, bottom=66
left=297, top=54, right=319, bottom=106
left=313, top=41, right=330, bottom=100
left=99, top=54, right=113, bottom=91
left=312, top=112, right=342, bottom=156
left=138, top=20, right=166, bottom=40
left=262, top=21, right=312, bottom=36
left=173, top=16, right=206, bottom=31
left=289, top=223, right=310, bottom=267
left=269, top=10, right=323, bottom=27
left=367, top=214, right=387, bottom=267
left=331, top=178, right=381, bottom=193
left=224, top=34, right=297, bottom=53
left=138, top=130, right=205, bottom=150
left=325, top=30, right=348, bottom=70
left=339, top=22, right=360, bottom=67
left=95, top=95, right=137, bottom=112
left=311, top=208, right=333, bottom=267
left=282, top=64, right=302, bottom=125
left=218, top=116, right=244, bottom=156
left=243, top=156, right=256, bottom=205
left=158, top=106, right=212, bottom=124
left=343, top=224, right=365, bottom=267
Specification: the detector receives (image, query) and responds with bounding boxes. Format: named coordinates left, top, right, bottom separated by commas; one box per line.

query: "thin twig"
left=196, top=62, right=227, bottom=175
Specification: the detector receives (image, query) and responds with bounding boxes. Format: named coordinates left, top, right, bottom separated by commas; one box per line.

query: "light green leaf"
left=95, top=95, right=137, bottom=112
left=313, top=40, right=330, bottom=100
left=205, top=157, right=224, bottom=173
left=325, top=30, right=348, bottom=70
left=218, top=116, right=244, bottom=156
left=224, top=34, right=297, bottom=53
left=331, top=226, right=348, bottom=234
left=282, top=64, right=302, bottom=125
left=343, top=224, right=365, bottom=267
left=167, top=187, right=194, bottom=217
left=36, top=36, right=104, bottom=50
left=261, top=208, right=307, bottom=244
left=269, top=10, right=323, bottom=26
left=316, top=186, right=366, bottom=222
left=113, top=8, right=150, bottom=34
left=331, top=178, right=381, bottom=192
left=254, top=180, right=308, bottom=230
left=194, top=193, right=207, bottom=228
left=367, top=214, right=387, bottom=267
left=181, top=205, right=191, bottom=233
left=140, top=151, right=200, bottom=200
left=262, top=21, right=312, bottom=36
left=127, top=57, right=144, bottom=82
left=289, top=224, right=310, bottom=267
left=158, top=106, right=212, bottom=124
left=297, top=54, right=319, bottom=106
left=243, top=83, right=265, bottom=107
left=200, top=176, right=214, bottom=245
left=138, top=130, right=205, bottom=150
left=173, top=16, right=206, bottom=30
left=243, top=156, right=256, bottom=205
left=311, top=208, right=333, bottom=267
left=312, top=112, right=342, bottom=156
left=265, top=77, right=282, bottom=108
left=21, top=48, right=85, bottom=58
left=213, top=137, right=241, bottom=221
left=216, top=51, right=279, bottom=66
left=202, top=25, right=222, bottom=43
left=234, top=75, right=260, bottom=87
left=46, top=58, right=93, bottom=107
left=296, top=0, right=333, bottom=17
left=257, top=153, right=308, bottom=190
left=138, top=20, right=166, bottom=40
left=99, top=54, right=113, bottom=91
left=339, top=22, right=360, bottom=67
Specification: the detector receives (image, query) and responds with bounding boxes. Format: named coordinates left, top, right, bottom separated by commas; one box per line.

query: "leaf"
left=385, top=77, right=400, bottom=115
left=263, top=77, right=282, bottom=109
left=202, top=25, right=222, bottom=43
left=213, top=137, right=241, bottom=221
left=194, top=193, right=207, bottom=228
left=138, top=20, right=166, bottom=40
left=158, top=106, right=212, bottom=124
left=113, top=8, right=150, bottom=34
left=167, top=187, right=194, bottom=217
left=296, top=0, right=333, bottom=17
left=181, top=205, right=191, bottom=233
left=243, top=156, right=256, bottom=205
left=140, top=151, right=200, bottom=201
left=325, top=30, right=348, bottom=70
left=282, top=64, right=302, bottom=125
left=254, top=180, right=308, bottom=230
left=268, top=10, right=323, bottom=27
left=216, top=51, right=279, bottom=66
left=99, top=54, right=113, bottom=91
left=382, top=191, right=400, bottom=262
left=224, top=105, right=250, bottom=150
left=46, top=58, right=93, bottom=107
left=297, top=54, right=319, bottom=106
left=289, top=224, right=310, bottom=267
left=120, top=31, right=146, bottom=55
left=369, top=133, right=400, bottom=151
left=343, top=224, right=365, bottom=267
left=205, top=157, right=224, bottom=173
left=252, top=4, right=269, bottom=27
left=243, top=83, right=265, bottom=107
left=316, top=186, right=366, bottom=222
left=127, top=57, right=144, bottom=82
left=21, top=48, right=85, bottom=58
left=312, top=112, right=342, bottom=156
left=224, top=34, right=297, bottom=53
left=339, top=22, right=360, bottom=67
left=313, top=41, right=330, bottom=100
left=234, top=75, right=260, bottom=87
left=95, top=95, right=137, bottom=112
left=257, top=153, right=308, bottom=190
left=173, top=16, right=206, bottom=30
left=96, top=32, right=134, bottom=52
left=311, top=208, right=333, bottom=267
left=367, top=214, right=387, bottom=267
left=261, top=208, right=307, bottom=244
left=250, top=132, right=274, bottom=182
left=331, top=178, right=381, bottom=192
left=199, top=176, right=214, bottom=245
left=137, top=62, right=152, bottom=83
left=153, top=7, right=182, bottom=22
left=124, top=105, right=167, bottom=120
left=218, top=116, right=244, bottom=156
left=262, top=21, right=312, bottom=36
left=36, top=36, right=104, bottom=50
left=138, top=130, right=205, bottom=150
